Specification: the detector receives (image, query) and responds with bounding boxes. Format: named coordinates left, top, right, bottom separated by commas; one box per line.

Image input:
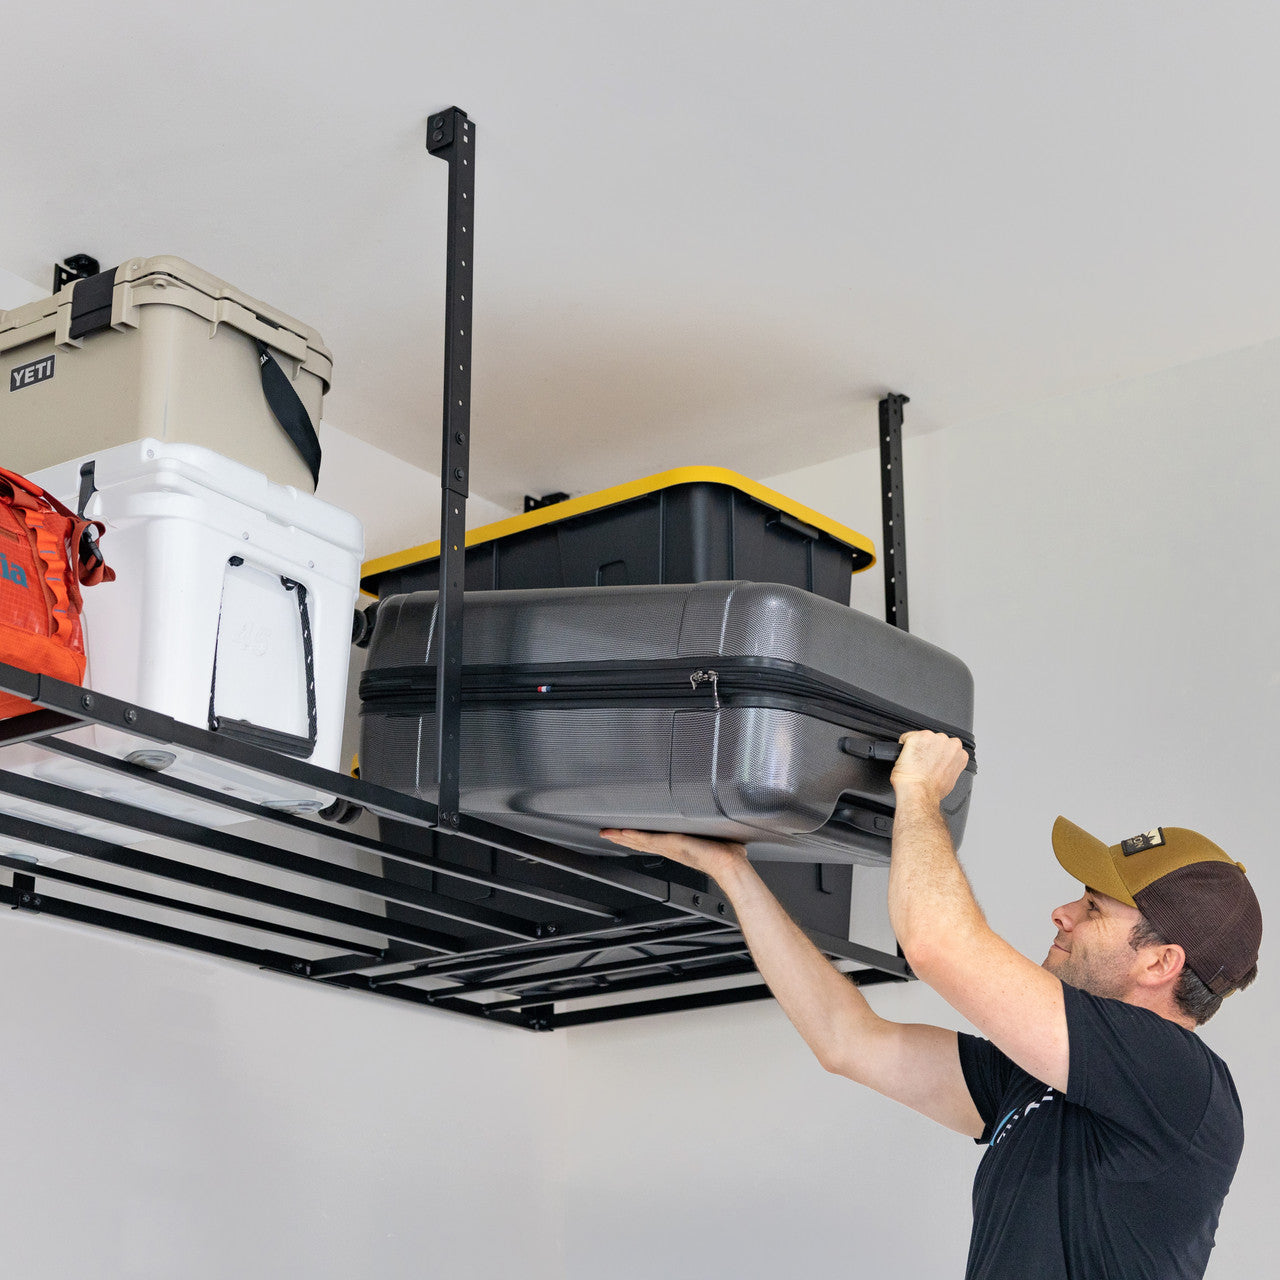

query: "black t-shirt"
left=957, top=983, right=1243, bottom=1279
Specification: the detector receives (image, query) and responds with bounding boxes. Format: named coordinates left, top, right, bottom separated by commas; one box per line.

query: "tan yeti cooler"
left=0, top=256, right=331, bottom=491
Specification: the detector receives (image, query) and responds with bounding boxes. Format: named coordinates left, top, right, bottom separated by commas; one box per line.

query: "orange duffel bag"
left=0, top=465, right=114, bottom=719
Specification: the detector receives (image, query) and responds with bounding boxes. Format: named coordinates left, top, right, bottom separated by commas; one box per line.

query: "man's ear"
left=1137, top=941, right=1186, bottom=989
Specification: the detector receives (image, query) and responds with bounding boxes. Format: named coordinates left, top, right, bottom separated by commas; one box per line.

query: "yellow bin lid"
left=361, top=465, right=876, bottom=595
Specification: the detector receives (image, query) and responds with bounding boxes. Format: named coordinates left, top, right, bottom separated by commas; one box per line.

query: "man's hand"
left=599, top=829, right=748, bottom=882
left=891, top=729, right=969, bottom=807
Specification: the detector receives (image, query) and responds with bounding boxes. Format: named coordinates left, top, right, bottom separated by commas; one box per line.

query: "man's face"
left=1043, top=887, right=1145, bottom=1000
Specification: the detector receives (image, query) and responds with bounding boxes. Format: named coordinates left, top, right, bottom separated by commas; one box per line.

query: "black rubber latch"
left=68, top=267, right=119, bottom=341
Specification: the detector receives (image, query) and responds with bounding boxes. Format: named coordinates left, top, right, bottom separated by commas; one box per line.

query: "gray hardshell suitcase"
left=358, top=581, right=975, bottom=865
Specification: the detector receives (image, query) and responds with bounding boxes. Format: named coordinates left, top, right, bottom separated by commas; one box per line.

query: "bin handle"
left=767, top=509, right=822, bottom=541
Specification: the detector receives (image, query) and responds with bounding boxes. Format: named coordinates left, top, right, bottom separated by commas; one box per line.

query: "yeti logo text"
left=9, top=355, right=55, bottom=392
left=0, top=555, right=28, bottom=589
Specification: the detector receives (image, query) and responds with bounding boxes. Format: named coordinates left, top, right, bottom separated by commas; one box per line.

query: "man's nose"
left=1051, top=902, right=1076, bottom=932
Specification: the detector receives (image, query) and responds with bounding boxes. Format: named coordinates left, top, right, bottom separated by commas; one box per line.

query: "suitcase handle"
left=840, top=734, right=977, bottom=775
left=839, top=735, right=903, bottom=763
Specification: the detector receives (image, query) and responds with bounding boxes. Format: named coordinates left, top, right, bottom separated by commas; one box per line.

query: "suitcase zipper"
left=360, top=656, right=975, bottom=758
left=689, top=668, right=720, bottom=707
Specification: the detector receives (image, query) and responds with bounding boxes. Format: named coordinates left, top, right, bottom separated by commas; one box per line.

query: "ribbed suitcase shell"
left=359, top=582, right=975, bottom=865
left=0, top=256, right=331, bottom=491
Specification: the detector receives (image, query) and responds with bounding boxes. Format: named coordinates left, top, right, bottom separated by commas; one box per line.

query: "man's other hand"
left=891, top=730, right=969, bottom=806
left=599, top=829, right=748, bottom=880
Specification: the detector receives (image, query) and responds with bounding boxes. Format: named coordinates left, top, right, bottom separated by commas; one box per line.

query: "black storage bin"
left=361, top=466, right=875, bottom=603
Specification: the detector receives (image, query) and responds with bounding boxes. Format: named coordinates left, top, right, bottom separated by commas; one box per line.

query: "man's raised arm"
left=600, top=827, right=984, bottom=1138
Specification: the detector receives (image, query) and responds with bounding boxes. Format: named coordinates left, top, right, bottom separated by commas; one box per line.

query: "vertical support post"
left=427, top=107, right=475, bottom=826
left=878, top=394, right=910, bottom=632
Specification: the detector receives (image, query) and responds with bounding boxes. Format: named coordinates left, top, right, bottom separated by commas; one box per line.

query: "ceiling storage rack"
left=0, top=661, right=907, bottom=1029
left=0, top=107, right=911, bottom=1029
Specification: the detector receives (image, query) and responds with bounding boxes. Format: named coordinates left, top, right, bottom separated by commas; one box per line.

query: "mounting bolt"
left=123, top=708, right=137, bottom=724
left=291, top=961, right=305, bottom=973
left=691, top=894, right=702, bottom=907
left=453, top=468, right=465, bottom=481
left=455, top=432, right=465, bottom=444
left=717, top=902, right=727, bottom=915
left=20, top=894, right=31, bottom=906
left=449, top=813, right=461, bottom=828
left=32, top=897, right=41, bottom=908
left=81, top=693, right=94, bottom=710
left=545, top=925, right=557, bottom=935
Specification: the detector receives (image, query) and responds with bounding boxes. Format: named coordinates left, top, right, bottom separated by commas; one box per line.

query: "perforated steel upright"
left=426, top=107, right=475, bottom=825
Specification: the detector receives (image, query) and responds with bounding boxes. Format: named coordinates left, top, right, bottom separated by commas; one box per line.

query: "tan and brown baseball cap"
left=1052, top=818, right=1263, bottom=995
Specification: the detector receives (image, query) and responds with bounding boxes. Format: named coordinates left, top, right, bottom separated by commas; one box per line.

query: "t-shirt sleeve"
left=1062, top=983, right=1213, bottom=1174
left=957, top=1032, right=1013, bottom=1145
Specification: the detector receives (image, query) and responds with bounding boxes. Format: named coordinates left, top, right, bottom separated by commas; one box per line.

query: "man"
left=601, top=730, right=1262, bottom=1279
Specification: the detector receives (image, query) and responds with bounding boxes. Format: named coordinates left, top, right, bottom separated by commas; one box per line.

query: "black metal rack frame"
left=2, top=107, right=913, bottom=1029
left=0, top=663, right=908, bottom=1030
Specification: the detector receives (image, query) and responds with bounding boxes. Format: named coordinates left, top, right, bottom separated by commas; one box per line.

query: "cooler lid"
left=360, top=465, right=877, bottom=595
left=0, top=255, right=332, bottom=388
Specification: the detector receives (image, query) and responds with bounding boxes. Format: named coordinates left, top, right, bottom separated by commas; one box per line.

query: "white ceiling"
left=4, top=2, right=1279, bottom=510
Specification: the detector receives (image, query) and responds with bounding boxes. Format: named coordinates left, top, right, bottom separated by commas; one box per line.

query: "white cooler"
left=0, top=256, right=331, bottom=492
left=0, top=440, right=363, bottom=858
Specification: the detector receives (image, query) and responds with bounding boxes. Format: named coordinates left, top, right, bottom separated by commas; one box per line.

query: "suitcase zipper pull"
left=690, top=668, right=720, bottom=708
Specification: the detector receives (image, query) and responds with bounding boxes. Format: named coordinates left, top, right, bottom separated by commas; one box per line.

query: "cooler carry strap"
left=255, top=340, right=322, bottom=488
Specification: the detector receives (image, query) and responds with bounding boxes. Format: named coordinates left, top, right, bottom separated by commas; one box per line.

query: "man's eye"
left=1087, top=900, right=1098, bottom=912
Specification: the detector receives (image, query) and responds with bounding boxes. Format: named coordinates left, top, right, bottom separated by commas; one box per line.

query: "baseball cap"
left=1052, top=818, right=1262, bottom=995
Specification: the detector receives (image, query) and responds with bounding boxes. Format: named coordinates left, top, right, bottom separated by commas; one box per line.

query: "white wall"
left=1, top=917, right=566, bottom=1280
left=317, top=420, right=513, bottom=564
left=0, top=266, right=46, bottom=307
left=561, top=338, right=1280, bottom=1277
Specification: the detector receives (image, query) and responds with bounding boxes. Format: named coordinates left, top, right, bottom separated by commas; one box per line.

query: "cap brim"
left=1051, top=816, right=1136, bottom=906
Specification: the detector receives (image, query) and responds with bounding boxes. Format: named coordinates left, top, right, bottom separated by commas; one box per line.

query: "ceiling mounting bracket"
left=52, top=254, right=100, bottom=294
left=523, top=491, right=570, bottom=512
